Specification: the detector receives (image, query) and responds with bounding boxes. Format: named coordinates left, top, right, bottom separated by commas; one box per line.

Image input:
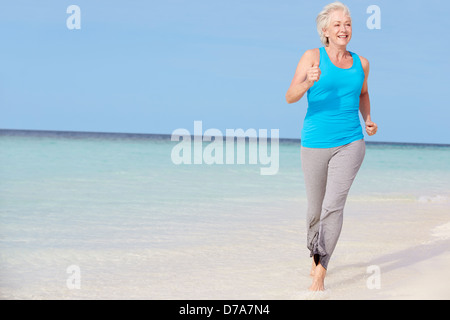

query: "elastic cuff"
left=310, top=252, right=329, bottom=270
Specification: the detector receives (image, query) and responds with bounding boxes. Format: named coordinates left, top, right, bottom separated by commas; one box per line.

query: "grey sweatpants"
left=301, top=139, right=365, bottom=270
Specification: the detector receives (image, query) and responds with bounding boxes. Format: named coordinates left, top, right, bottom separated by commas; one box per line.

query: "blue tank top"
left=301, top=47, right=365, bottom=148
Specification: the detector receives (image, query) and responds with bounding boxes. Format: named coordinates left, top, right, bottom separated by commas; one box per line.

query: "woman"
left=286, top=2, right=378, bottom=292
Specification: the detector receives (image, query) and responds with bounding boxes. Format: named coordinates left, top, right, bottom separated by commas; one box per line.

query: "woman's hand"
left=306, top=62, right=321, bottom=87
left=365, top=120, right=378, bottom=136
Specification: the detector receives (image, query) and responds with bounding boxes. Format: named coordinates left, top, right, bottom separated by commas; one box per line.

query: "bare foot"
left=309, top=262, right=326, bottom=291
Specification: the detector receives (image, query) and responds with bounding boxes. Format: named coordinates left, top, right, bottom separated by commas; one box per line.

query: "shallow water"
left=1, top=130, right=449, bottom=299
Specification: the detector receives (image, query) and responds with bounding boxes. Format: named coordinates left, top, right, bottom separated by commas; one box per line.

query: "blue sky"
left=0, top=0, right=449, bottom=144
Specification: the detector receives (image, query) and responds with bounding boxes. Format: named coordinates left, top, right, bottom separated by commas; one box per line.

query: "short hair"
left=316, top=2, right=351, bottom=46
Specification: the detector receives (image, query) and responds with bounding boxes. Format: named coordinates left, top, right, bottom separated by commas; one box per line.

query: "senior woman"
left=286, top=2, right=378, bottom=292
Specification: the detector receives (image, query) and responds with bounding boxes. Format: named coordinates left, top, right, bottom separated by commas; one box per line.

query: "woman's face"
left=323, top=10, right=352, bottom=47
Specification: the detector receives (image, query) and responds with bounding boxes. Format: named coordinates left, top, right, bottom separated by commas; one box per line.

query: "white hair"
left=316, top=2, right=351, bottom=46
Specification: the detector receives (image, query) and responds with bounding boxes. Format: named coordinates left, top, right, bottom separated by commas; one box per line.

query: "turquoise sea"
left=1, top=129, right=449, bottom=299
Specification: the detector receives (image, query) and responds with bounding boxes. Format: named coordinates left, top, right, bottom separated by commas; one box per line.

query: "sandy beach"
left=300, top=198, right=450, bottom=300
left=1, top=196, right=448, bottom=300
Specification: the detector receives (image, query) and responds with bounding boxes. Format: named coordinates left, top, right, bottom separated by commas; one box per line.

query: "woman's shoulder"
left=357, top=54, right=369, bottom=71
left=303, top=48, right=321, bottom=58
left=301, top=48, right=321, bottom=64
left=359, top=55, right=369, bottom=65
left=350, top=51, right=369, bottom=71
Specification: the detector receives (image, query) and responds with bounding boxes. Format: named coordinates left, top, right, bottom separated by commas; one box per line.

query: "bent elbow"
left=285, top=95, right=298, bottom=104
left=285, top=92, right=295, bottom=104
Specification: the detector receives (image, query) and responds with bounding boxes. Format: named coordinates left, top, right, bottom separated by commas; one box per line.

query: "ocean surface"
left=1, top=129, right=449, bottom=299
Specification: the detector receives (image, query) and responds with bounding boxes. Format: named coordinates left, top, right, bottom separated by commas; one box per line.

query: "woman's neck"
left=325, top=44, right=349, bottom=60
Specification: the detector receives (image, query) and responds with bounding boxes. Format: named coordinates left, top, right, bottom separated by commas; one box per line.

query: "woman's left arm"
left=359, top=56, right=378, bottom=136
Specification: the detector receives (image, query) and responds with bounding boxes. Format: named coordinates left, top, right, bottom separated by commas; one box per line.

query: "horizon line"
left=1, top=128, right=449, bottom=147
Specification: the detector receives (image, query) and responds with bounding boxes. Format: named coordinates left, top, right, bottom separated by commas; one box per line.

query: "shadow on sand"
left=327, top=238, right=450, bottom=290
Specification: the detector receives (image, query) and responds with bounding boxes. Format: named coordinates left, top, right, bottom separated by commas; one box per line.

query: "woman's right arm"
left=285, top=49, right=320, bottom=104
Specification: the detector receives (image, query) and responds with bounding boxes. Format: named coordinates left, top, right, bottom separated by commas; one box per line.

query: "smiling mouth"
left=338, top=35, right=348, bottom=39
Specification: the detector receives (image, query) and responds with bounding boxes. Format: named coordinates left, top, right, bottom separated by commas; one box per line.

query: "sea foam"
left=417, top=195, right=449, bottom=204
left=431, top=222, right=450, bottom=241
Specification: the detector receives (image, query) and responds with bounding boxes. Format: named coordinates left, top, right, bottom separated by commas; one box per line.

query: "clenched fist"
left=365, top=120, right=378, bottom=136
left=306, top=62, right=321, bottom=87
